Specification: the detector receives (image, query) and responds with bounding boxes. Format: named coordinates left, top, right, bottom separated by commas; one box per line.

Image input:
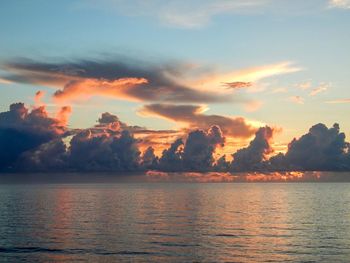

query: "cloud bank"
left=1, top=101, right=350, bottom=174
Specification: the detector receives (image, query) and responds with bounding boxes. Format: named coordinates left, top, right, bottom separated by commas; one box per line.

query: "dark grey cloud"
left=231, top=126, right=274, bottom=171
left=157, top=126, right=225, bottom=172
left=141, top=146, right=159, bottom=169
left=16, top=139, right=68, bottom=172
left=182, top=126, right=225, bottom=172
left=68, top=129, right=141, bottom=172
left=270, top=123, right=350, bottom=171
left=0, top=103, right=68, bottom=171
left=158, top=138, right=184, bottom=172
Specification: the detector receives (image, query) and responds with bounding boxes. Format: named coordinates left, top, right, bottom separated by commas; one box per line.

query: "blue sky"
left=1, top=0, right=350, bottom=150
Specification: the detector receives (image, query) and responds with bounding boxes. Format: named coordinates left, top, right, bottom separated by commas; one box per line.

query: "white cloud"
left=329, top=0, right=350, bottom=9
left=78, top=1, right=339, bottom=28
left=78, top=0, right=272, bottom=28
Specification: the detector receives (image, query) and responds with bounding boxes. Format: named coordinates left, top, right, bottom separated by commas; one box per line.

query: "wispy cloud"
left=309, top=83, right=329, bottom=96
left=188, top=61, right=302, bottom=91
left=325, top=98, right=350, bottom=104
left=81, top=0, right=269, bottom=28
left=79, top=1, right=335, bottom=28
left=295, top=80, right=312, bottom=90
left=329, top=0, right=350, bottom=9
left=271, top=87, right=288, bottom=94
left=0, top=77, right=12, bottom=85
left=289, top=96, right=304, bottom=104
left=244, top=100, right=263, bottom=112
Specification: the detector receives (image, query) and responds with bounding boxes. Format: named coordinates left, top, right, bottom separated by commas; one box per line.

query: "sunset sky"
left=1, top=0, right=350, bottom=160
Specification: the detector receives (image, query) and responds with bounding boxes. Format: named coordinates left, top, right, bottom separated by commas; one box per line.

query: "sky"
left=0, top=0, right=350, bottom=174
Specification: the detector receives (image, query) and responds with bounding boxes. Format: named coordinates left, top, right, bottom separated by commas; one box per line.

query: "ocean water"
left=1, top=182, right=350, bottom=262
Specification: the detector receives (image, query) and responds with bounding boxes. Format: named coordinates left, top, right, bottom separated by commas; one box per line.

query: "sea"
left=1, top=178, right=350, bottom=262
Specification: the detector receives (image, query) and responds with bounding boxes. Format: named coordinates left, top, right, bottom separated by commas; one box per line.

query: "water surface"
left=1, top=182, right=350, bottom=262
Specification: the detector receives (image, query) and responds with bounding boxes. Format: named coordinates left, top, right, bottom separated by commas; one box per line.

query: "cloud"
left=141, top=146, right=158, bottom=169
left=309, top=83, right=329, bottom=96
left=158, top=138, right=184, bottom=172
left=231, top=126, right=274, bottom=171
left=329, top=0, right=350, bottom=9
left=1, top=58, right=230, bottom=104
left=0, top=77, right=13, bottom=85
left=2, top=99, right=350, bottom=174
left=81, top=0, right=269, bottom=28
left=16, top=139, right=68, bottom=172
left=157, top=125, right=225, bottom=172
left=295, top=80, right=312, bottom=90
left=190, top=61, right=302, bottom=91
left=182, top=126, right=225, bottom=171
left=140, top=103, right=257, bottom=138
left=80, top=1, right=334, bottom=28
left=68, top=129, right=141, bottom=172
left=271, top=87, right=288, bottom=94
left=289, top=96, right=304, bottom=104
left=325, top=98, right=350, bottom=104
left=224, top=82, right=252, bottom=89
left=243, top=100, right=263, bottom=112
left=270, top=123, right=349, bottom=171
left=34, top=91, right=45, bottom=106
left=0, top=103, right=69, bottom=171
left=146, top=171, right=236, bottom=182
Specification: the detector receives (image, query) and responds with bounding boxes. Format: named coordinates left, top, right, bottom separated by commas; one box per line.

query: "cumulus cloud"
left=68, top=129, right=141, bottom=172
left=158, top=138, right=184, bottom=172
left=157, top=126, right=225, bottom=172
left=231, top=126, right=274, bottom=171
left=1, top=100, right=350, bottom=175
left=270, top=123, right=350, bottom=171
left=0, top=103, right=69, bottom=171
left=1, top=58, right=230, bottom=104
left=141, top=146, right=159, bottom=169
left=140, top=103, right=257, bottom=138
left=182, top=126, right=225, bottom=171
left=16, top=139, right=68, bottom=172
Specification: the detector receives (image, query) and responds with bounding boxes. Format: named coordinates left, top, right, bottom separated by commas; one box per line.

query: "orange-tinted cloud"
left=56, top=106, right=72, bottom=126
left=309, top=83, right=329, bottom=96
left=34, top=91, right=45, bottom=106
left=140, top=103, right=258, bottom=138
left=145, top=171, right=324, bottom=182
left=53, top=78, right=148, bottom=103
